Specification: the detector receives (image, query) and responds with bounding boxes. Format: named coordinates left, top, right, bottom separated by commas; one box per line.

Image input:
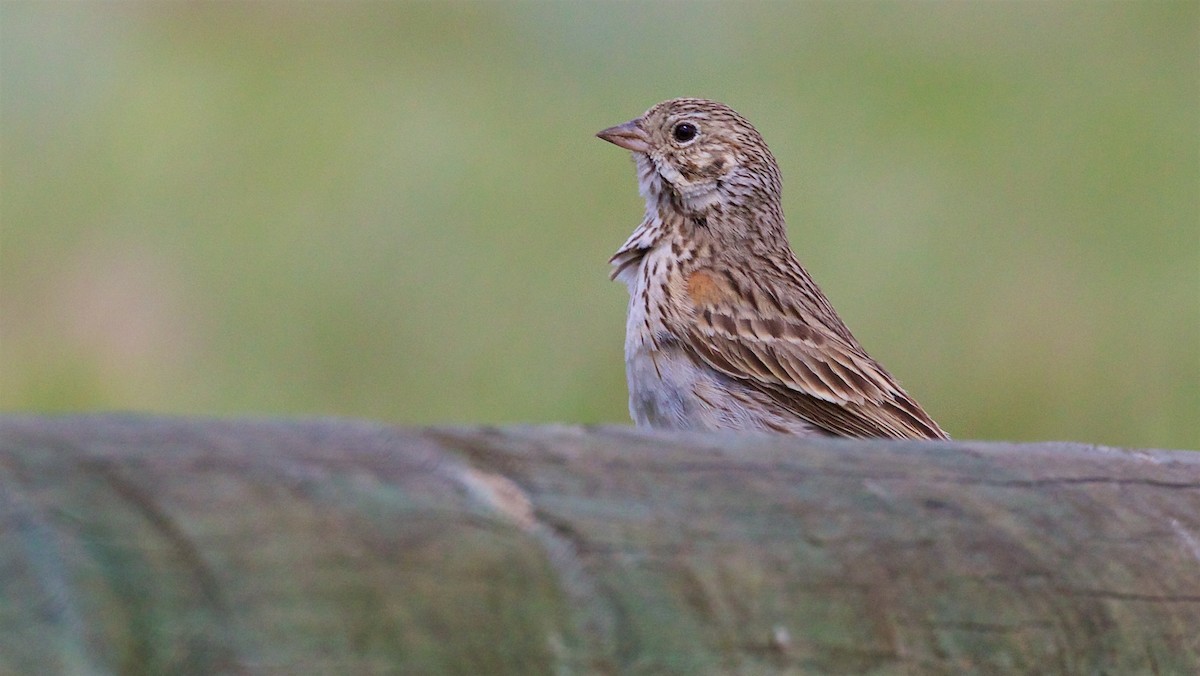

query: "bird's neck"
left=612, top=154, right=791, bottom=285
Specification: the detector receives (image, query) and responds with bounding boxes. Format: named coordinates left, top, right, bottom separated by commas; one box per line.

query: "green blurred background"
left=2, top=2, right=1196, bottom=448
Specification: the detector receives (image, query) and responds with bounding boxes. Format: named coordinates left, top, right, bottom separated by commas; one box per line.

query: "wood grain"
left=2, top=415, right=1197, bottom=674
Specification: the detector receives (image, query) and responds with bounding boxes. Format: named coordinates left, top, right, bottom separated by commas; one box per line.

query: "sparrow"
left=597, top=98, right=949, bottom=439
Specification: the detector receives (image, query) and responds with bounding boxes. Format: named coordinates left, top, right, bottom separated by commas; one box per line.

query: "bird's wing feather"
left=683, top=274, right=948, bottom=440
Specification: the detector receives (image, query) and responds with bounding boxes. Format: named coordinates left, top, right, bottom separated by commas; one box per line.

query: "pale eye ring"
left=672, top=122, right=699, bottom=143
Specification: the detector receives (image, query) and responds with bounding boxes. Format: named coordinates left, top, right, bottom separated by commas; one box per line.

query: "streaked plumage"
left=598, top=98, right=948, bottom=439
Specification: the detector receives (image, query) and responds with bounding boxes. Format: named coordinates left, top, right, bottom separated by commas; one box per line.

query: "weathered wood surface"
left=1, top=414, right=1197, bottom=674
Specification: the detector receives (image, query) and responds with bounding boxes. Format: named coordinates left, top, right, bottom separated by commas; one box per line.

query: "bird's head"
left=597, top=98, right=783, bottom=218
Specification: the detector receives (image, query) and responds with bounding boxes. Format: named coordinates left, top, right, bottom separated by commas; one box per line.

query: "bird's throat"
left=639, top=154, right=720, bottom=217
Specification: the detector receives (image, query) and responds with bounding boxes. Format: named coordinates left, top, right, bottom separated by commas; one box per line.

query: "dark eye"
left=672, top=122, right=699, bottom=143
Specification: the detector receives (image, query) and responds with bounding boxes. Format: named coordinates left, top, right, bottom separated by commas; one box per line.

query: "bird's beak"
left=596, top=119, right=650, bottom=154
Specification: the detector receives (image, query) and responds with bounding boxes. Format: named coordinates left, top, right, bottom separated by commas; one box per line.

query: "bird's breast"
left=623, top=246, right=678, bottom=356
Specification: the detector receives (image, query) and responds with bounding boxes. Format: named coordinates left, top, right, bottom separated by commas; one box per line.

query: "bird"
left=596, top=98, right=949, bottom=439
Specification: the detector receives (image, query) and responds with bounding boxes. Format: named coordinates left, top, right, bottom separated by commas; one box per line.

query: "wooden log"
left=1, top=414, right=1198, bottom=674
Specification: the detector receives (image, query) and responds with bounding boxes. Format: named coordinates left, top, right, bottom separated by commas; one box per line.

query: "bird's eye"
left=672, top=122, right=699, bottom=143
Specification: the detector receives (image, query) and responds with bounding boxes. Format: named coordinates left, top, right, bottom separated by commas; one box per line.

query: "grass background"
left=2, top=2, right=1196, bottom=448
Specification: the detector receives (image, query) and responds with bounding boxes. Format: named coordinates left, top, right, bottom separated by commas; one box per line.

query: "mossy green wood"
left=2, top=415, right=1198, bottom=674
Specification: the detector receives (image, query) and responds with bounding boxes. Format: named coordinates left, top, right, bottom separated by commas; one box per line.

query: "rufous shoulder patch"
left=686, top=269, right=729, bottom=307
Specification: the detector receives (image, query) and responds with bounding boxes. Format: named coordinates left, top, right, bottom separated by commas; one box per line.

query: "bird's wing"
left=682, top=269, right=948, bottom=440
